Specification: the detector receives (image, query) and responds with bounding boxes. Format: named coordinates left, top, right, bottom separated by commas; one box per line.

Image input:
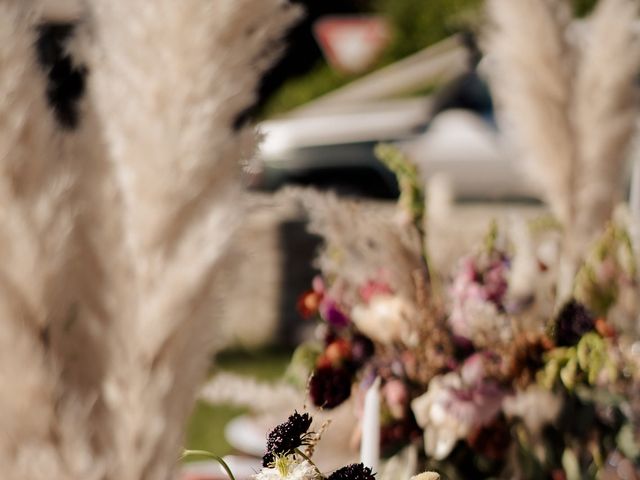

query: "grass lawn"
left=184, top=347, right=294, bottom=458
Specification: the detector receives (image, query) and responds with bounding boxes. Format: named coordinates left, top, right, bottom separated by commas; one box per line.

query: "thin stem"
left=294, top=448, right=324, bottom=478
left=181, top=449, right=237, bottom=480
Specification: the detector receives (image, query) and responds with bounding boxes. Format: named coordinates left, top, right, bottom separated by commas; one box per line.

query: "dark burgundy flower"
left=351, top=334, right=375, bottom=365
left=262, top=411, right=313, bottom=467
left=467, top=415, right=511, bottom=461
left=328, top=463, right=376, bottom=480
left=555, top=300, right=595, bottom=346
left=309, top=365, right=352, bottom=409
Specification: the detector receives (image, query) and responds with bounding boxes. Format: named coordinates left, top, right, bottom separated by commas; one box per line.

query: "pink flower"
left=359, top=279, right=393, bottom=303
left=411, top=355, right=506, bottom=460
left=482, top=260, right=509, bottom=304
left=383, top=379, right=409, bottom=420
left=312, top=275, right=325, bottom=295
left=448, top=255, right=510, bottom=339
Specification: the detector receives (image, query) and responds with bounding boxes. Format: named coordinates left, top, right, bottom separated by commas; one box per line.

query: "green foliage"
left=539, top=333, right=616, bottom=390
left=375, top=143, right=425, bottom=227
left=185, top=347, right=292, bottom=456
left=617, top=423, right=640, bottom=462
left=374, top=0, right=482, bottom=62
left=284, top=341, right=322, bottom=387
left=260, top=62, right=355, bottom=118
left=574, top=224, right=636, bottom=316
left=573, top=0, right=598, bottom=16
left=185, top=402, right=247, bottom=457
left=263, top=0, right=483, bottom=117
left=215, top=346, right=294, bottom=380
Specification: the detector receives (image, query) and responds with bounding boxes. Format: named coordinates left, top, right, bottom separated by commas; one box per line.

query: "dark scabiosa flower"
left=555, top=300, right=595, bottom=346
left=309, top=365, right=353, bottom=409
left=262, top=411, right=313, bottom=467
left=327, top=463, right=376, bottom=480
left=351, top=334, right=375, bottom=365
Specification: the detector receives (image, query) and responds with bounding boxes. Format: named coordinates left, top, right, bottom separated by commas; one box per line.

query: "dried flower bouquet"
left=284, top=1, right=640, bottom=478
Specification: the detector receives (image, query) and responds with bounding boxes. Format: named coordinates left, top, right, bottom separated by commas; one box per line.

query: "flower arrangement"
left=291, top=176, right=640, bottom=479
left=186, top=412, right=439, bottom=480
left=283, top=0, right=640, bottom=477
left=253, top=412, right=438, bottom=480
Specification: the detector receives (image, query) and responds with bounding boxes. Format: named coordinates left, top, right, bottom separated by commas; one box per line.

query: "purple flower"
left=411, top=354, right=506, bottom=460
left=320, top=299, right=350, bottom=328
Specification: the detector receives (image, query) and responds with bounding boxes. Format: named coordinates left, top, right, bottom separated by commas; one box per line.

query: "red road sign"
left=313, top=15, right=391, bottom=75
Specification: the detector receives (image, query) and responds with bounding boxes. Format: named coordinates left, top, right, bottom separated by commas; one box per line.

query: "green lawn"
left=184, top=347, right=294, bottom=458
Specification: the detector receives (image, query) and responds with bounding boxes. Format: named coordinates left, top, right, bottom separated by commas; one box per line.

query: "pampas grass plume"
left=0, top=0, right=299, bottom=478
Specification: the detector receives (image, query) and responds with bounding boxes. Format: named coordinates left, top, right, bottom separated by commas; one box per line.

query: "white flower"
left=411, top=361, right=505, bottom=460
left=503, top=386, right=562, bottom=434
left=411, top=374, right=467, bottom=460
left=411, top=474, right=440, bottom=480
left=451, top=298, right=513, bottom=347
left=252, top=459, right=321, bottom=480
left=351, top=294, right=414, bottom=344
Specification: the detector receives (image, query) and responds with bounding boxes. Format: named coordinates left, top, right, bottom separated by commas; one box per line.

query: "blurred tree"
left=258, top=0, right=598, bottom=117
left=256, top=0, right=370, bottom=110
left=374, top=0, right=482, bottom=62
left=259, top=0, right=484, bottom=117
left=573, top=0, right=598, bottom=16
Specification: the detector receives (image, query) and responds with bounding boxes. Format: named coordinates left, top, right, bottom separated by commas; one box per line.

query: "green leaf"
left=560, top=356, right=578, bottom=391
left=562, top=448, right=581, bottom=480
left=375, top=143, right=425, bottom=227
left=285, top=341, right=322, bottom=387
left=617, top=424, right=640, bottom=461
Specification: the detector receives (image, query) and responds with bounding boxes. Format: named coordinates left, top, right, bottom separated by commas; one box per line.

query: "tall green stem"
left=181, top=449, right=237, bottom=480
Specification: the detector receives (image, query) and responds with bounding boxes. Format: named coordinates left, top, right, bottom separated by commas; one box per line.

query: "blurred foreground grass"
left=185, top=347, right=293, bottom=458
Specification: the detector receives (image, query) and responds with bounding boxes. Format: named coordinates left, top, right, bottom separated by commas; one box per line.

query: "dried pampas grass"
left=294, top=189, right=423, bottom=305
left=572, top=0, right=640, bottom=242
left=486, top=0, right=576, bottom=228
left=486, top=0, right=640, bottom=255
left=0, top=3, right=97, bottom=479
left=0, top=0, right=298, bottom=479
left=486, top=0, right=640, bottom=299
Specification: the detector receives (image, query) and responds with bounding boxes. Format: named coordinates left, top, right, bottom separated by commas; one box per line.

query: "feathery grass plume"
left=485, top=0, right=640, bottom=301
left=486, top=0, right=577, bottom=229
left=0, top=2, right=103, bottom=479
left=572, top=0, right=640, bottom=246
left=0, top=0, right=298, bottom=478
left=82, top=0, right=299, bottom=478
left=295, top=188, right=423, bottom=306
